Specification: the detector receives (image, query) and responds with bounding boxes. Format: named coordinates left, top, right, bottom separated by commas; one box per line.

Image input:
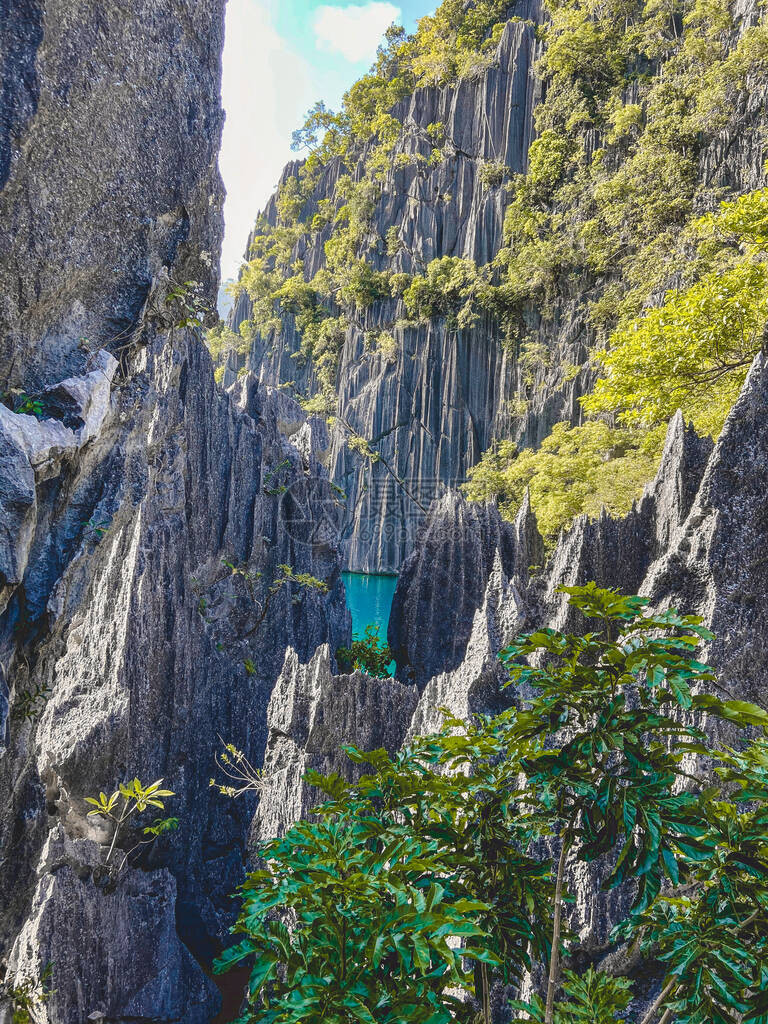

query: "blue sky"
left=220, top=0, right=432, bottom=278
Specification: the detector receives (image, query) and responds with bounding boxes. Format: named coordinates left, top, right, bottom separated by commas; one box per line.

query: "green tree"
left=499, top=585, right=749, bottom=1021
left=215, top=586, right=768, bottom=1023
left=215, top=723, right=554, bottom=1023
left=624, top=738, right=768, bottom=1023
left=462, top=420, right=665, bottom=542
left=584, top=189, right=768, bottom=437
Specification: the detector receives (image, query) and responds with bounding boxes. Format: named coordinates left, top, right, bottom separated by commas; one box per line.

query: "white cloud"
left=219, top=0, right=313, bottom=279
left=314, top=2, right=402, bottom=63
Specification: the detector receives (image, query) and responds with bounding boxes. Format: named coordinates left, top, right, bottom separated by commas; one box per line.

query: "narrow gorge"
left=1, top=0, right=767, bottom=1021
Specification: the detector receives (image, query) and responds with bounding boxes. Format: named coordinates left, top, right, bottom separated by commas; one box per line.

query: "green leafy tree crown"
left=215, top=586, right=768, bottom=1024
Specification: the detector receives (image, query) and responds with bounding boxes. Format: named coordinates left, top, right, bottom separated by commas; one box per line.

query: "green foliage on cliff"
left=1, top=964, right=52, bottom=1024
left=216, top=586, right=768, bottom=1024
left=336, top=624, right=394, bottom=678
left=228, top=0, right=521, bottom=401
left=467, top=181, right=768, bottom=536
left=498, top=0, right=768, bottom=323
left=583, top=188, right=768, bottom=436
left=205, top=320, right=248, bottom=382
left=462, top=420, right=665, bottom=541
left=463, top=0, right=767, bottom=538
left=291, top=1, right=516, bottom=169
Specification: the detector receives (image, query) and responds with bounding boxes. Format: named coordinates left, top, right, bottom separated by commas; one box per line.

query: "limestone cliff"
left=0, top=3, right=349, bottom=1020
left=230, top=0, right=767, bottom=572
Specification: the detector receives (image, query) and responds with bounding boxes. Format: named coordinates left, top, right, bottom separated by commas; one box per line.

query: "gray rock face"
left=388, top=408, right=717, bottom=687
left=0, top=0, right=225, bottom=392
left=252, top=644, right=418, bottom=843
left=643, top=355, right=768, bottom=710
left=0, top=351, right=118, bottom=616
left=388, top=492, right=539, bottom=688
left=0, top=1, right=351, bottom=1019
left=0, top=332, right=350, bottom=1019
left=8, top=828, right=219, bottom=1023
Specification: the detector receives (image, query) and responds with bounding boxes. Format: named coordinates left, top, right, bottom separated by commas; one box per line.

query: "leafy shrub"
left=205, top=320, right=247, bottom=364
left=462, top=420, right=665, bottom=541
left=512, top=967, right=632, bottom=1023
left=1, top=964, right=52, bottom=1024
left=478, top=160, right=510, bottom=190
left=85, top=777, right=176, bottom=869
left=336, top=624, right=393, bottom=677
left=584, top=188, right=768, bottom=437
left=215, top=585, right=768, bottom=1024
left=403, top=257, right=486, bottom=326
left=15, top=394, right=46, bottom=419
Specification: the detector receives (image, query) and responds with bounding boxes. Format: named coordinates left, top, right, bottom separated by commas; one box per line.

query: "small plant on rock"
left=336, top=624, right=394, bottom=677
left=210, top=740, right=265, bottom=798
left=162, top=278, right=212, bottom=331
left=15, top=394, right=45, bottom=419
left=0, top=963, right=52, bottom=1024
left=85, top=777, right=176, bottom=868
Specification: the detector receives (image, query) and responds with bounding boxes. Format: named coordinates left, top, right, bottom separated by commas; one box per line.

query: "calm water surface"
left=342, top=572, right=398, bottom=639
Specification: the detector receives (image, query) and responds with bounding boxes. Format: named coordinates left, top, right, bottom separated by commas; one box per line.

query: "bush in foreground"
left=216, top=586, right=768, bottom=1024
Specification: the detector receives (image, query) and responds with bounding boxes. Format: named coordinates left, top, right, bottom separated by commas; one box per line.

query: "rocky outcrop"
left=0, top=0, right=225, bottom=392
left=0, top=2, right=351, bottom=1020
left=643, top=355, right=768, bottom=711
left=0, top=329, right=351, bottom=1020
left=0, top=350, right=118, bottom=616
left=8, top=829, right=219, bottom=1023
left=388, top=492, right=540, bottom=688
left=252, top=644, right=418, bottom=843
left=0, top=330, right=351, bottom=1019
left=388, top=405, right=717, bottom=689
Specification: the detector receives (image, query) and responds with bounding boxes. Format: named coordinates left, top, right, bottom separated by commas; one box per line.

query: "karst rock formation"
left=0, top=0, right=766, bottom=1021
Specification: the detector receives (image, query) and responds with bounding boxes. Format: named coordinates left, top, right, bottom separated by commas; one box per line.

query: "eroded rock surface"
left=0, top=1, right=350, bottom=1019
left=0, top=0, right=225, bottom=391
left=252, top=644, right=418, bottom=843
left=8, top=829, right=219, bottom=1023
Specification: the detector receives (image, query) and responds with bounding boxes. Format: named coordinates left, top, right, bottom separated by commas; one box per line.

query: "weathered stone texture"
left=233, top=0, right=766, bottom=573
left=0, top=0, right=225, bottom=391
left=0, top=2, right=351, bottom=1020
left=8, top=829, right=219, bottom=1023
left=252, top=644, right=418, bottom=843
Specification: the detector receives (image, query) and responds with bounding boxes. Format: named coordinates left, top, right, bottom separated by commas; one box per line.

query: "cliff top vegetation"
left=213, top=0, right=768, bottom=543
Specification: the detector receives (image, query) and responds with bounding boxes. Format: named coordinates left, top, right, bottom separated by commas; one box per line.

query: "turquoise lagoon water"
left=342, top=572, right=398, bottom=639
